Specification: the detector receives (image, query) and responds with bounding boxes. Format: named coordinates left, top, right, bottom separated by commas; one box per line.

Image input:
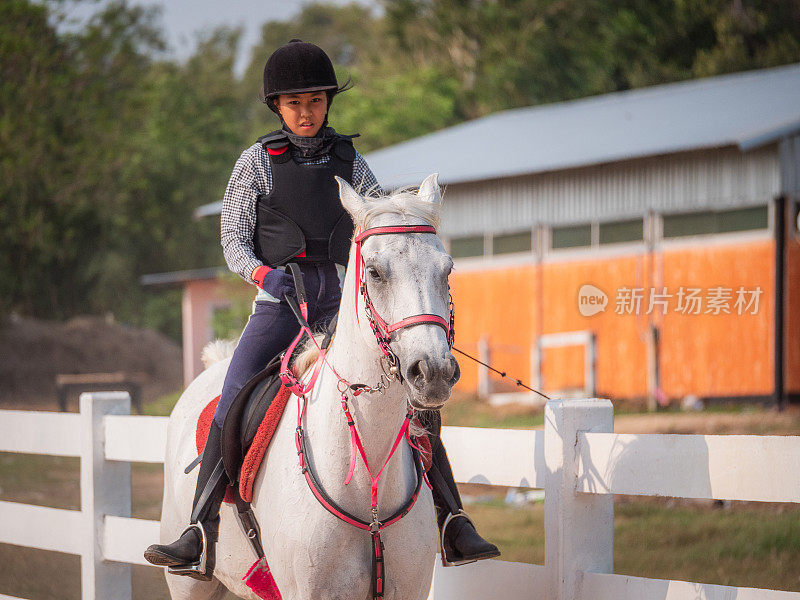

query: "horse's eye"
left=366, top=266, right=382, bottom=281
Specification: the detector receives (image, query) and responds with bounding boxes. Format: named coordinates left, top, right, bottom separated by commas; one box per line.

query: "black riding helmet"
left=260, top=39, right=350, bottom=117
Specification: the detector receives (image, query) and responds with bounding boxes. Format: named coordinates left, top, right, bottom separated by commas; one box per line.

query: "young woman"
left=144, top=39, right=498, bottom=581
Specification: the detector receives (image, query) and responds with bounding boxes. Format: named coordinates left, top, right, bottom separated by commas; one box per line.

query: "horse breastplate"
left=253, top=131, right=356, bottom=267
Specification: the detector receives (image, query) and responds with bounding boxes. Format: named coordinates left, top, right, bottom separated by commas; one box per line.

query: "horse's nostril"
left=407, top=360, right=424, bottom=383
left=407, top=356, right=459, bottom=387
left=448, top=358, right=461, bottom=385
left=418, top=359, right=431, bottom=380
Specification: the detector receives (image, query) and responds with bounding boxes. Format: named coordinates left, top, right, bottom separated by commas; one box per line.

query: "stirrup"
left=167, top=523, right=210, bottom=580
left=440, top=510, right=478, bottom=567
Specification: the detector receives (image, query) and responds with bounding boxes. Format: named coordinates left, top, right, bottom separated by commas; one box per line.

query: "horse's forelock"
left=352, top=187, right=442, bottom=231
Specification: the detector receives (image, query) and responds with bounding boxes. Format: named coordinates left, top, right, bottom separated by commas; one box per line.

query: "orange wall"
left=450, top=238, right=784, bottom=402
left=658, top=242, right=774, bottom=398
left=450, top=265, right=538, bottom=393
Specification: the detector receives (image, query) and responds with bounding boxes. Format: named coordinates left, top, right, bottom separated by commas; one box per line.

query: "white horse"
left=159, top=174, right=458, bottom=600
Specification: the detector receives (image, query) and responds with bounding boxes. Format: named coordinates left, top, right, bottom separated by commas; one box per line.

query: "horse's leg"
left=165, top=572, right=226, bottom=600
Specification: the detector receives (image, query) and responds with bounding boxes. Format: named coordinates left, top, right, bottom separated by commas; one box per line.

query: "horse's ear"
left=418, top=173, right=441, bottom=204
left=336, top=176, right=366, bottom=216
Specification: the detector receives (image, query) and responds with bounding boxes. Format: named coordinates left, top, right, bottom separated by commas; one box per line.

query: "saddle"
left=195, top=296, right=340, bottom=503
left=194, top=356, right=292, bottom=504
left=220, top=355, right=288, bottom=501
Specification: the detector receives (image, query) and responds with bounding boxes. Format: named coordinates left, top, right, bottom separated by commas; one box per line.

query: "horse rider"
left=144, top=39, right=500, bottom=581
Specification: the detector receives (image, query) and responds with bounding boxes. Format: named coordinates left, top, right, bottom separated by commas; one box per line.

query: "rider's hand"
left=252, top=266, right=294, bottom=299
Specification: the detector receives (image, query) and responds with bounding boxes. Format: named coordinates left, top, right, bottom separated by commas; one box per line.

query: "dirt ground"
left=0, top=314, right=182, bottom=410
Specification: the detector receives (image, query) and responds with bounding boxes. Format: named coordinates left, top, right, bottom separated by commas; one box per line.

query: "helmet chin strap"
left=278, top=116, right=331, bottom=133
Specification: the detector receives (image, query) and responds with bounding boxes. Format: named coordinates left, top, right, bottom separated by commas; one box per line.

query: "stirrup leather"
left=167, top=523, right=209, bottom=577
left=440, top=510, right=478, bottom=567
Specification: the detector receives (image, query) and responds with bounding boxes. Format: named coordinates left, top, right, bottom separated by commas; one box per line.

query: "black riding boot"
left=144, top=422, right=228, bottom=581
left=418, top=411, right=501, bottom=566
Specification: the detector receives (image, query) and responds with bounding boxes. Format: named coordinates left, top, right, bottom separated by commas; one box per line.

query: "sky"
left=56, top=0, right=375, bottom=75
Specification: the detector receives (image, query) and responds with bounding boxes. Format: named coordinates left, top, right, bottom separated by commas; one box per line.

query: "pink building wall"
left=181, top=279, right=231, bottom=387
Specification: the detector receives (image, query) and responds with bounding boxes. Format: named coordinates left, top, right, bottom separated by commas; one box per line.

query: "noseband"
left=354, top=225, right=456, bottom=371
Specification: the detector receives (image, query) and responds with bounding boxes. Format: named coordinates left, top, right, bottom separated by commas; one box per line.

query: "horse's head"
left=336, top=173, right=460, bottom=410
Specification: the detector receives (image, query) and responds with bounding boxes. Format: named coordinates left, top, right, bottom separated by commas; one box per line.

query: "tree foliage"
left=1, top=0, right=798, bottom=337
left=0, top=1, right=245, bottom=329
left=381, top=0, right=800, bottom=118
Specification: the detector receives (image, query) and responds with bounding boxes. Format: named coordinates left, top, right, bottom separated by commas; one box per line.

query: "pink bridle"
left=279, top=223, right=455, bottom=397
left=353, top=225, right=455, bottom=364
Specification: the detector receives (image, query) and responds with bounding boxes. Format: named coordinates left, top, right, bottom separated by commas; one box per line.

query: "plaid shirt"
left=221, top=142, right=380, bottom=284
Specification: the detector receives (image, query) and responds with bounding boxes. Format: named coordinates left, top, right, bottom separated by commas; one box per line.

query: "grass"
left=439, top=393, right=753, bottom=431
left=465, top=498, right=800, bottom=592
left=0, top=453, right=79, bottom=510
left=611, top=499, right=800, bottom=589
left=442, top=395, right=545, bottom=429
left=143, top=390, right=182, bottom=416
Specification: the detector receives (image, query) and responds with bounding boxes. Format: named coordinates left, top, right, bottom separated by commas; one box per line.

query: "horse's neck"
left=317, top=302, right=409, bottom=471
left=301, top=261, right=412, bottom=508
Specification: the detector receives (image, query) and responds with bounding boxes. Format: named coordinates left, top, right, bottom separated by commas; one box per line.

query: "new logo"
left=578, top=284, right=608, bottom=316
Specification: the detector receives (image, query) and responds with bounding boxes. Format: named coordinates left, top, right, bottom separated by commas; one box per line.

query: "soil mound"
left=0, top=314, right=182, bottom=410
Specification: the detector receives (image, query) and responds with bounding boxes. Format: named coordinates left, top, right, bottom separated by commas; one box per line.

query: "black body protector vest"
left=253, top=130, right=356, bottom=268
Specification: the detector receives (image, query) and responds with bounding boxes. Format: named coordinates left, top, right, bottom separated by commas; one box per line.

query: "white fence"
left=1, top=393, right=799, bottom=600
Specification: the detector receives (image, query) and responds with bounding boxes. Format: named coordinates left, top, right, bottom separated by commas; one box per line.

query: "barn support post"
left=544, top=398, right=613, bottom=600
left=80, top=392, right=133, bottom=600
left=774, top=195, right=787, bottom=411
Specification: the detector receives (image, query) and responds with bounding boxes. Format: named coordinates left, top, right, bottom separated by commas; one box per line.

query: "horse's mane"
left=293, top=332, right=327, bottom=376
left=350, top=186, right=442, bottom=231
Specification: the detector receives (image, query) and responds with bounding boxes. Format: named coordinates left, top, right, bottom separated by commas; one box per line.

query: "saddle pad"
left=238, top=385, right=293, bottom=502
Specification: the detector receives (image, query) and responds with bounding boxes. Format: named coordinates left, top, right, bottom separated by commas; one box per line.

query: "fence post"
left=544, top=398, right=613, bottom=600
left=80, top=392, right=133, bottom=600
left=477, top=336, right=491, bottom=398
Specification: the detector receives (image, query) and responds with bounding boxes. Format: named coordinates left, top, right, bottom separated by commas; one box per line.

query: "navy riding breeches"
left=213, top=263, right=341, bottom=427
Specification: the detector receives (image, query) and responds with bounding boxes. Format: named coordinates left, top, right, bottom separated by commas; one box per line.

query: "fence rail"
left=0, top=411, right=80, bottom=456
left=576, top=431, right=800, bottom=502
left=0, top=392, right=798, bottom=600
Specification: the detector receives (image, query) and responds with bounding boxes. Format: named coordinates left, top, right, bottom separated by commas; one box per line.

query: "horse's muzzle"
left=404, top=353, right=460, bottom=409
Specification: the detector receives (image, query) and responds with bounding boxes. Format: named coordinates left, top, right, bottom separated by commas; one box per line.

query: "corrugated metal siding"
left=779, top=134, right=800, bottom=196
left=441, top=146, right=780, bottom=237
left=450, top=239, right=778, bottom=399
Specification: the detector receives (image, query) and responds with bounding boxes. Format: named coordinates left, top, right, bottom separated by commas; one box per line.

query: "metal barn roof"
left=195, top=63, right=800, bottom=217
left=366, top=62, right=800, bottom=188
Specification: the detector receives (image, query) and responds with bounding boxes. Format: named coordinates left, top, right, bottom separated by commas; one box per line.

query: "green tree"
left=381, top=0, right=800, bottom=119
left=0, top=1, right=249, bottom=336
left=241, top=2, right=460, bottom=151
